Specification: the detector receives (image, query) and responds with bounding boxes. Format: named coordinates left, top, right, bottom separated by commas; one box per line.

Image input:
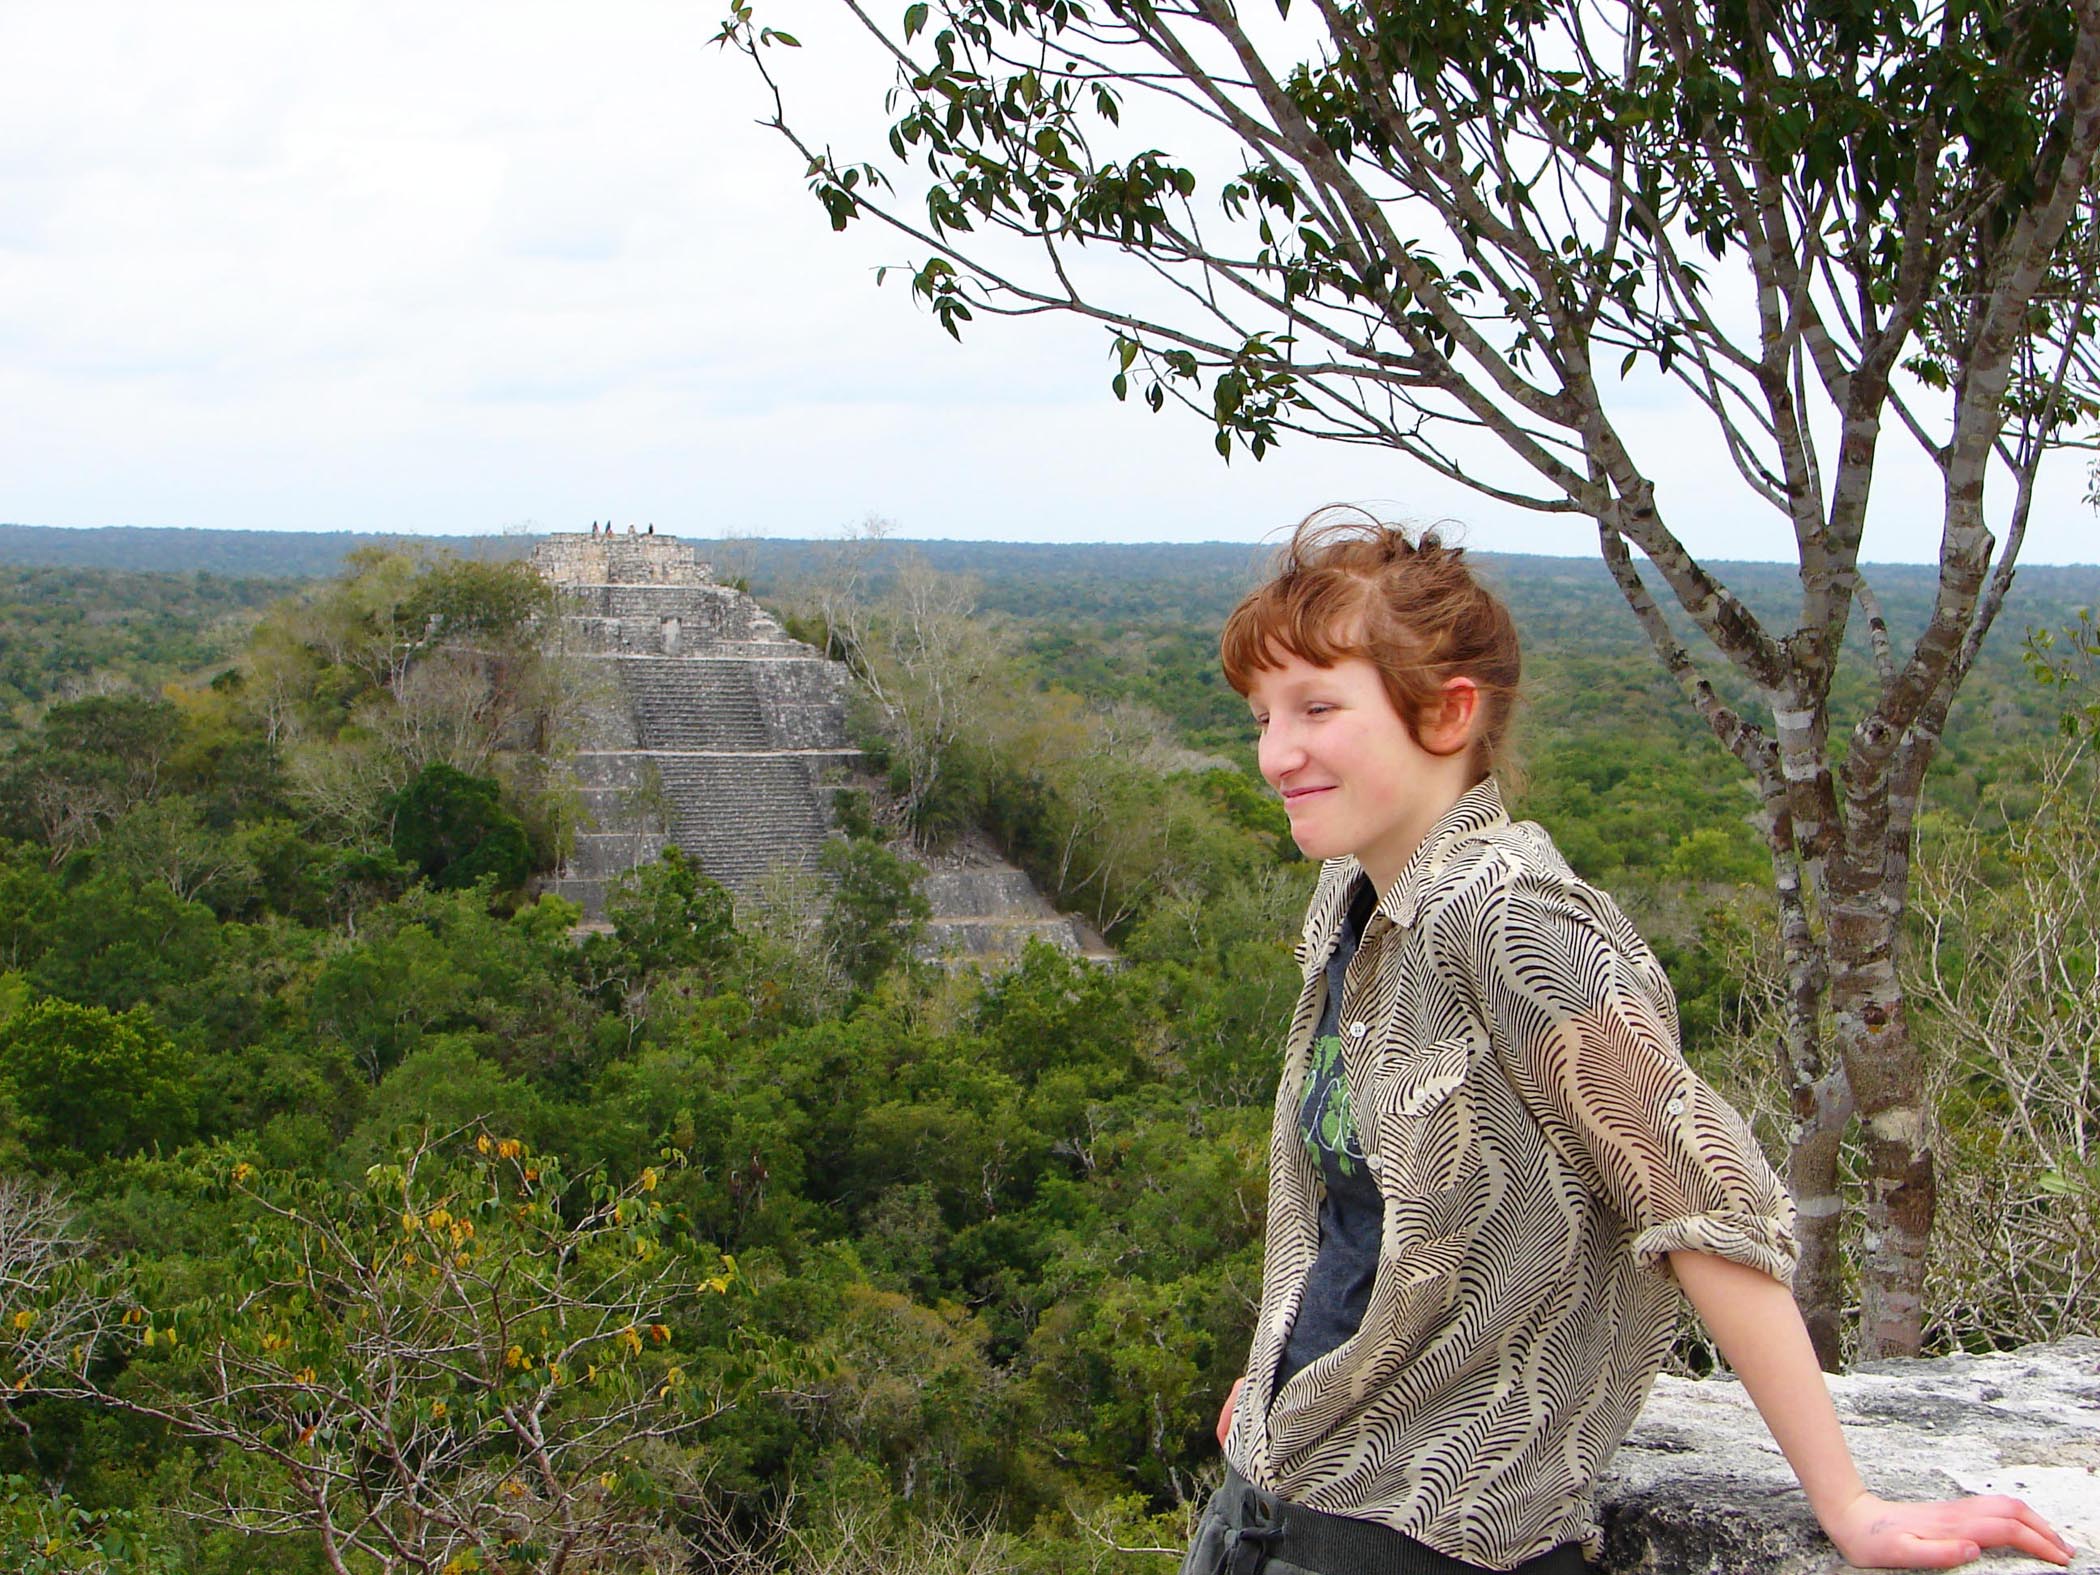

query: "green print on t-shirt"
left=1300, top=1031, right=1363, bottom=1179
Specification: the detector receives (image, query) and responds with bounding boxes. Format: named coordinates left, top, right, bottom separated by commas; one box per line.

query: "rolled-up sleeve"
left=1457, top=856, right=1799, bottom=1286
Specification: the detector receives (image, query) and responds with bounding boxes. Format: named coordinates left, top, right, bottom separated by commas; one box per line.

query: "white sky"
left=1, top=1, right=2095, bottom=564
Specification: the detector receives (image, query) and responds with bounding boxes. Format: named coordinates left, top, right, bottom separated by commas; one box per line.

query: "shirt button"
left=1348, top=1021, right=1369, bottom=1039
left=1665, top=1096, right=1686, bottom=1117
left=1366, top=1153, right=1384, bottom=1173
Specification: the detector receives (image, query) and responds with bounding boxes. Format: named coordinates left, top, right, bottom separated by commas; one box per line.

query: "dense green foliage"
left=0, top=544, right=2087, bottom=1570
left=0, top=567, right=284, bottom=731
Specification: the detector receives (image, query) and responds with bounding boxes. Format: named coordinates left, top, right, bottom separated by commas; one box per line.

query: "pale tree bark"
left=726, top=0, right=2100, bottom=1356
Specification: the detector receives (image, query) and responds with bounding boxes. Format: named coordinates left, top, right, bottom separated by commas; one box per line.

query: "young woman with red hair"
left=1181, top=509, right=2071, bottom=1575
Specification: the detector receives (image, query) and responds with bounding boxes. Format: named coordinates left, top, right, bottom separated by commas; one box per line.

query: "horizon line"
left=2, top=520, right=2096, bottom=572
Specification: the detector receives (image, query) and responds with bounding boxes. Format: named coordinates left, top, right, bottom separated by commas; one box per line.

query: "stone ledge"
left=1598, top=1338, right=2099, bottom=1573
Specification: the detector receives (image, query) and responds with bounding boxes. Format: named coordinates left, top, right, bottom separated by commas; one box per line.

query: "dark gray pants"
left=1179, top=1469, right=1589, bottom=1575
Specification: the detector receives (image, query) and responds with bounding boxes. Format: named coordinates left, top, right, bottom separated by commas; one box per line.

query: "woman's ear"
left=1419, top=677, right=1480, bottom=757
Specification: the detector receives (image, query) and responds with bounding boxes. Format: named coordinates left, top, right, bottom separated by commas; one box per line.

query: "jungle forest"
left=0, top=530, right=2094, bottom=1573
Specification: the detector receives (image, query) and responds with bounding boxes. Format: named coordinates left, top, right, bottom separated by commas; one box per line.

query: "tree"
left=800, top=535, right=1006, bottom=845
left=721, top=0, right=2100, bottom=1360
left=601, top=848, right=738, bottom=982
left=98, top=795, right=260, bottom=911
left=244, top=551, right=582, bottom=845
left=0, top=697, right=184, bottom=863
left=1906, top=681, right=2100, bottom=1344
left=818, top=836, right=933, bottom=992
left=40, top=1135, right=741, bottom=1575
left=0, top=999, right=197, bottom=1167
left=386, top=762, right=534, bottom=894
left=0, top=1477, right=178, bottom=1575
left=0, top=1175, right=122, bottom=1400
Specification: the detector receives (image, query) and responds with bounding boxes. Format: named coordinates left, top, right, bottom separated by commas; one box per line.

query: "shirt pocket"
left=1354, top=1031, right=1477, bottom=1209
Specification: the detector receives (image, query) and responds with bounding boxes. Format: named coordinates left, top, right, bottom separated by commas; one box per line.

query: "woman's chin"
left=1290, top=832, right=1344, bottom=864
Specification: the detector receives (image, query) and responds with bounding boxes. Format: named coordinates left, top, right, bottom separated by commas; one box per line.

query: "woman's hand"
left=1216, top=1375, right=1245, bottom=1448
left=1820, top=1489, right=2074, bottom=1569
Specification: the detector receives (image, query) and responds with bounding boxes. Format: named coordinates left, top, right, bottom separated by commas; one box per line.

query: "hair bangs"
left=1218, top=573, right=1374, bottom=696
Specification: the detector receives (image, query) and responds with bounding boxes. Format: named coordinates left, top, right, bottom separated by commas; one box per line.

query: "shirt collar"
left=1297, top=777, right=1508, bottom=972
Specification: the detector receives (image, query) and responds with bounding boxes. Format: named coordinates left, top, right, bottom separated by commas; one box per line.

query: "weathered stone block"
left=1597, top=1338, right=2099, bottom=1573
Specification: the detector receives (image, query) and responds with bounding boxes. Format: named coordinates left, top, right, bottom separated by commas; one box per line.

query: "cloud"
left=0, top=2, right=2091, bottom=563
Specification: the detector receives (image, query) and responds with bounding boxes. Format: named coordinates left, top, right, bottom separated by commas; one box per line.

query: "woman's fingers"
left=1829, top=1493, right=2074, bottom=1569
left=1954, top=1498, right=2075, bottom=1564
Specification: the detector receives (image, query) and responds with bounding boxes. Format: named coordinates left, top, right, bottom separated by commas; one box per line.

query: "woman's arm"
left=1670, top=1250, right=2075, bottom=1569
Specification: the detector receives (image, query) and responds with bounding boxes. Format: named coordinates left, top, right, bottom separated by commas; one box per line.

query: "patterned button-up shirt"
left=1224, top=779, right=1798, bottom=1568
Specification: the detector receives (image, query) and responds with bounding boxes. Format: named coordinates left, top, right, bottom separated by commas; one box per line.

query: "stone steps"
left=654, top=755, right=839, bottom=889
left=619, top=659, right=774, bottom=750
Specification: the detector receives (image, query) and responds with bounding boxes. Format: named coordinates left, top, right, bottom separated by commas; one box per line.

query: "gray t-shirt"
left=1276, top=877, right=1383, bottom=1390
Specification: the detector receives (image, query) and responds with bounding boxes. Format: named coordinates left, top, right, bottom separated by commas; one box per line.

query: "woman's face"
left=1247, top=649, right=1472, bottom=892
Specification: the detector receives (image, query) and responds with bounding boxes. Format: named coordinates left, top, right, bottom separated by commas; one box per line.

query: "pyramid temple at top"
left=533, top=529, right=1108, bottom=961
left=533, top=531, right=859, bottom=913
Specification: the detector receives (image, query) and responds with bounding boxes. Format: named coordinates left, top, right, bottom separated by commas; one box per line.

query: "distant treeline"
left=7, top=521, right=2094, bottom=647
left=0, top=523, right=532, bottom=579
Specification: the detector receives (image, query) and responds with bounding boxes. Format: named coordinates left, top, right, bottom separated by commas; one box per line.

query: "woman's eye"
left=1305, top=704, right=1333, bottom=718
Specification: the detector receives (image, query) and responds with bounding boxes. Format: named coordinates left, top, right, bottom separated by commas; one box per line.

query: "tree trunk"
left=1826, top=880, right=1933, bottom=1357
left=1774, top=853, right=1851, bottom=1369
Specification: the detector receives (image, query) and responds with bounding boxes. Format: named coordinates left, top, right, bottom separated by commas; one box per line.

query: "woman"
left=1185, top=511, right=2072, bottom=1575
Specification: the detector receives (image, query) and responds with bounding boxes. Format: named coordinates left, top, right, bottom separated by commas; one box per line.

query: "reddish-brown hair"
left=1220, top=507, right=1522, bottom=779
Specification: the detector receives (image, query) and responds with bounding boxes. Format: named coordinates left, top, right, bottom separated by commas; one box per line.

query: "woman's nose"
left=1258, top=722, right=1301, bottom=784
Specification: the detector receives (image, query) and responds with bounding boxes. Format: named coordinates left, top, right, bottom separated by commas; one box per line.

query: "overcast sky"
left=2, top=2, right=2094, bottom=564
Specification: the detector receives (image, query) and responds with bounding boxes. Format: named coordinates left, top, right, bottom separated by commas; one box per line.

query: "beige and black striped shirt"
left=1224, top=780, right=1797, bottom=1569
